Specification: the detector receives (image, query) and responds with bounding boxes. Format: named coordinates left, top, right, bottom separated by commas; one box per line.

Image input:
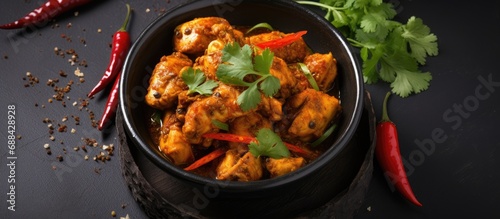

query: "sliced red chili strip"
left=256, top=30, right=307, bottom=50
left=201, top=132, right=315, bottom=159
left=184, top=148, right=226, bottom=171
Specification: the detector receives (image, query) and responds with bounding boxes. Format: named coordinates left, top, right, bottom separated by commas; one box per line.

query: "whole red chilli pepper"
left=96, top=3, right=132, bottom=130
left=375, top=92, right=423, bottom=207
left=88, top=3, right=131, bottom=98
left=97, top=73, right=120, bottom=130
left=0, top=0, right=93, bottom=29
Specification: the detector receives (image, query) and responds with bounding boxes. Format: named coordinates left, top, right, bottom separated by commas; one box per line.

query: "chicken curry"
left=144, top=17, right=342, bottom=181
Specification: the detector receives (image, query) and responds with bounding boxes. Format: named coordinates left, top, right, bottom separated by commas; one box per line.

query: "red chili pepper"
left=87, top=3, right=131, bottom=98
left=97, top=73, right=120, bottom=130
left=184, top=148, right=226, bottom=171
left=0, top=0, right=93, bottom=29
left=256, top=30, right=307, bottom=49
left=202, top=132, right=316, bottom=159
left=376, top=92, right=423, bottom=207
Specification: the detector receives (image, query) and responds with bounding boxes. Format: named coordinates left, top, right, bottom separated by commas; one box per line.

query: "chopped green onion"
left=298, top=63, right=320, bottom=91
left=311, top=124, right=337, bottom=147
left=246, top=22, right=274, bottom=34
left=151, top=110, right=163, bottom=126
left=211, top=119, right=229, bottom=131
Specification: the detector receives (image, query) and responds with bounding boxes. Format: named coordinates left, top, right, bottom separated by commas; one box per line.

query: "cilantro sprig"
left=297, top=0, right=439, bottom=97
left=216, top=43, right=280, bottom=111
left=181, top=67, right=218, bottom=95
left=248, top=128, right=291, bottom=159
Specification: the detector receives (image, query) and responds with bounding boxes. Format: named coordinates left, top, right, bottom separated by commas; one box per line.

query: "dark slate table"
left=1, top=0, right=499, bottom=218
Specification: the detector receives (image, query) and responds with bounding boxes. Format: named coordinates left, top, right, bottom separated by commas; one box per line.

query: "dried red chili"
left=256, top=30, right=307, bottom=50
left=376, top=92, right=423, bottom=207
left=0, top=0, right=93, bottom=29
left=88, top=3, right=131, bottom=98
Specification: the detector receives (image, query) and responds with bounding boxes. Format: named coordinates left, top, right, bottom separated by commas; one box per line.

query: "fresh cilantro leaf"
left=379, top=49, right=419, bottom=83
left=401, top=16, right=439, bottom=65
left=391, top=69, right=432, bottom=97
left=253, top=48, right=273, bottom=75
left=330, top=9, right=349, bottom=28
left=360, top=4, right=397, bottom=39
left=248, top=128, right=290, bottom=158
left=237, top=84, right=261, bottom=112
left=217, top=44, right=255, bottom=86
left=362, top=45, right=384, bottom=84
left=181, top=67, right=218, bottom=95
left=216, top=43, right=280, bottom=111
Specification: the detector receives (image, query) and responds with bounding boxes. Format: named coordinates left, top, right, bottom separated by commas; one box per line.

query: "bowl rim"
left=119, top=0, right=364, bottom=191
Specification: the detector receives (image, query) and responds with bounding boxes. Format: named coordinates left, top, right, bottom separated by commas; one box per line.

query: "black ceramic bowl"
left=120, top=0, right=364, bottom=218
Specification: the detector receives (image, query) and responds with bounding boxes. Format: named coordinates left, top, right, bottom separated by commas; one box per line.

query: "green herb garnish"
left=311, top=124, right=337, bottom=147
left=297, top=63, right=320, bottom=91
left=246, top=22, right=274, bottom=34
left=216, top=43, right=280, bottom=111
left=150, top=110, right=163, bottom=126
left=181, top=67, right=218, bottom=95
left=211, top=119, right=229, bottom=131
left=296, top=0, right=438, bottom=97
left=248, top=128, right=290, bottom=158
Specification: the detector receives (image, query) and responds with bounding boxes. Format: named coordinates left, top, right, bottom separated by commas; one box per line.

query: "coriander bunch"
left=297, top=0, right=439, bottom=97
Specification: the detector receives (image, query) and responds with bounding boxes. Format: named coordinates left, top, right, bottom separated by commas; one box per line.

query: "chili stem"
left=380, top=91, right=392, bottom=122
left=118, top=3, right=131, bottom=32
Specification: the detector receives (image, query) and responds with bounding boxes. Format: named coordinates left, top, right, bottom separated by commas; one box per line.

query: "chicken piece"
left=183, top=84, right=245, bottom=146
left=217, top=150, right=263, bottom=181
left=228, top=112, right=273, bottom=152
left=286, top=89, right=341, bottom=142
left=303, top=53, right=338, bottom=91
left=145, top=52, right=193, bottom=110
left=173, top=17, right=243, bottom=56
left=158, top=111, right=194, bottom=165
left=265, top=157, right=306, bottom=178
left=193, top=39, right=225, bottom=80
left=270, top=57, right=299, bottom=100
left=258, top=95, right=283, bottom=122
left=246, top=31, right=311, bottom=63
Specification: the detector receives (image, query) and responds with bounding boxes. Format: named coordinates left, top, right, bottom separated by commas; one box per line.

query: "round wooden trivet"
left=118, top=90, right=376, bottom=219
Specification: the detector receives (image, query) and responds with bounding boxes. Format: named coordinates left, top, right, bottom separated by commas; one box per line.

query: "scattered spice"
left=23, top=72, right=40, bottom=87
left=58, top=124, right=67, bottom=132
left=59, top=70, right=67, bottom=77
left=74, top=67, right=84, bottom=77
